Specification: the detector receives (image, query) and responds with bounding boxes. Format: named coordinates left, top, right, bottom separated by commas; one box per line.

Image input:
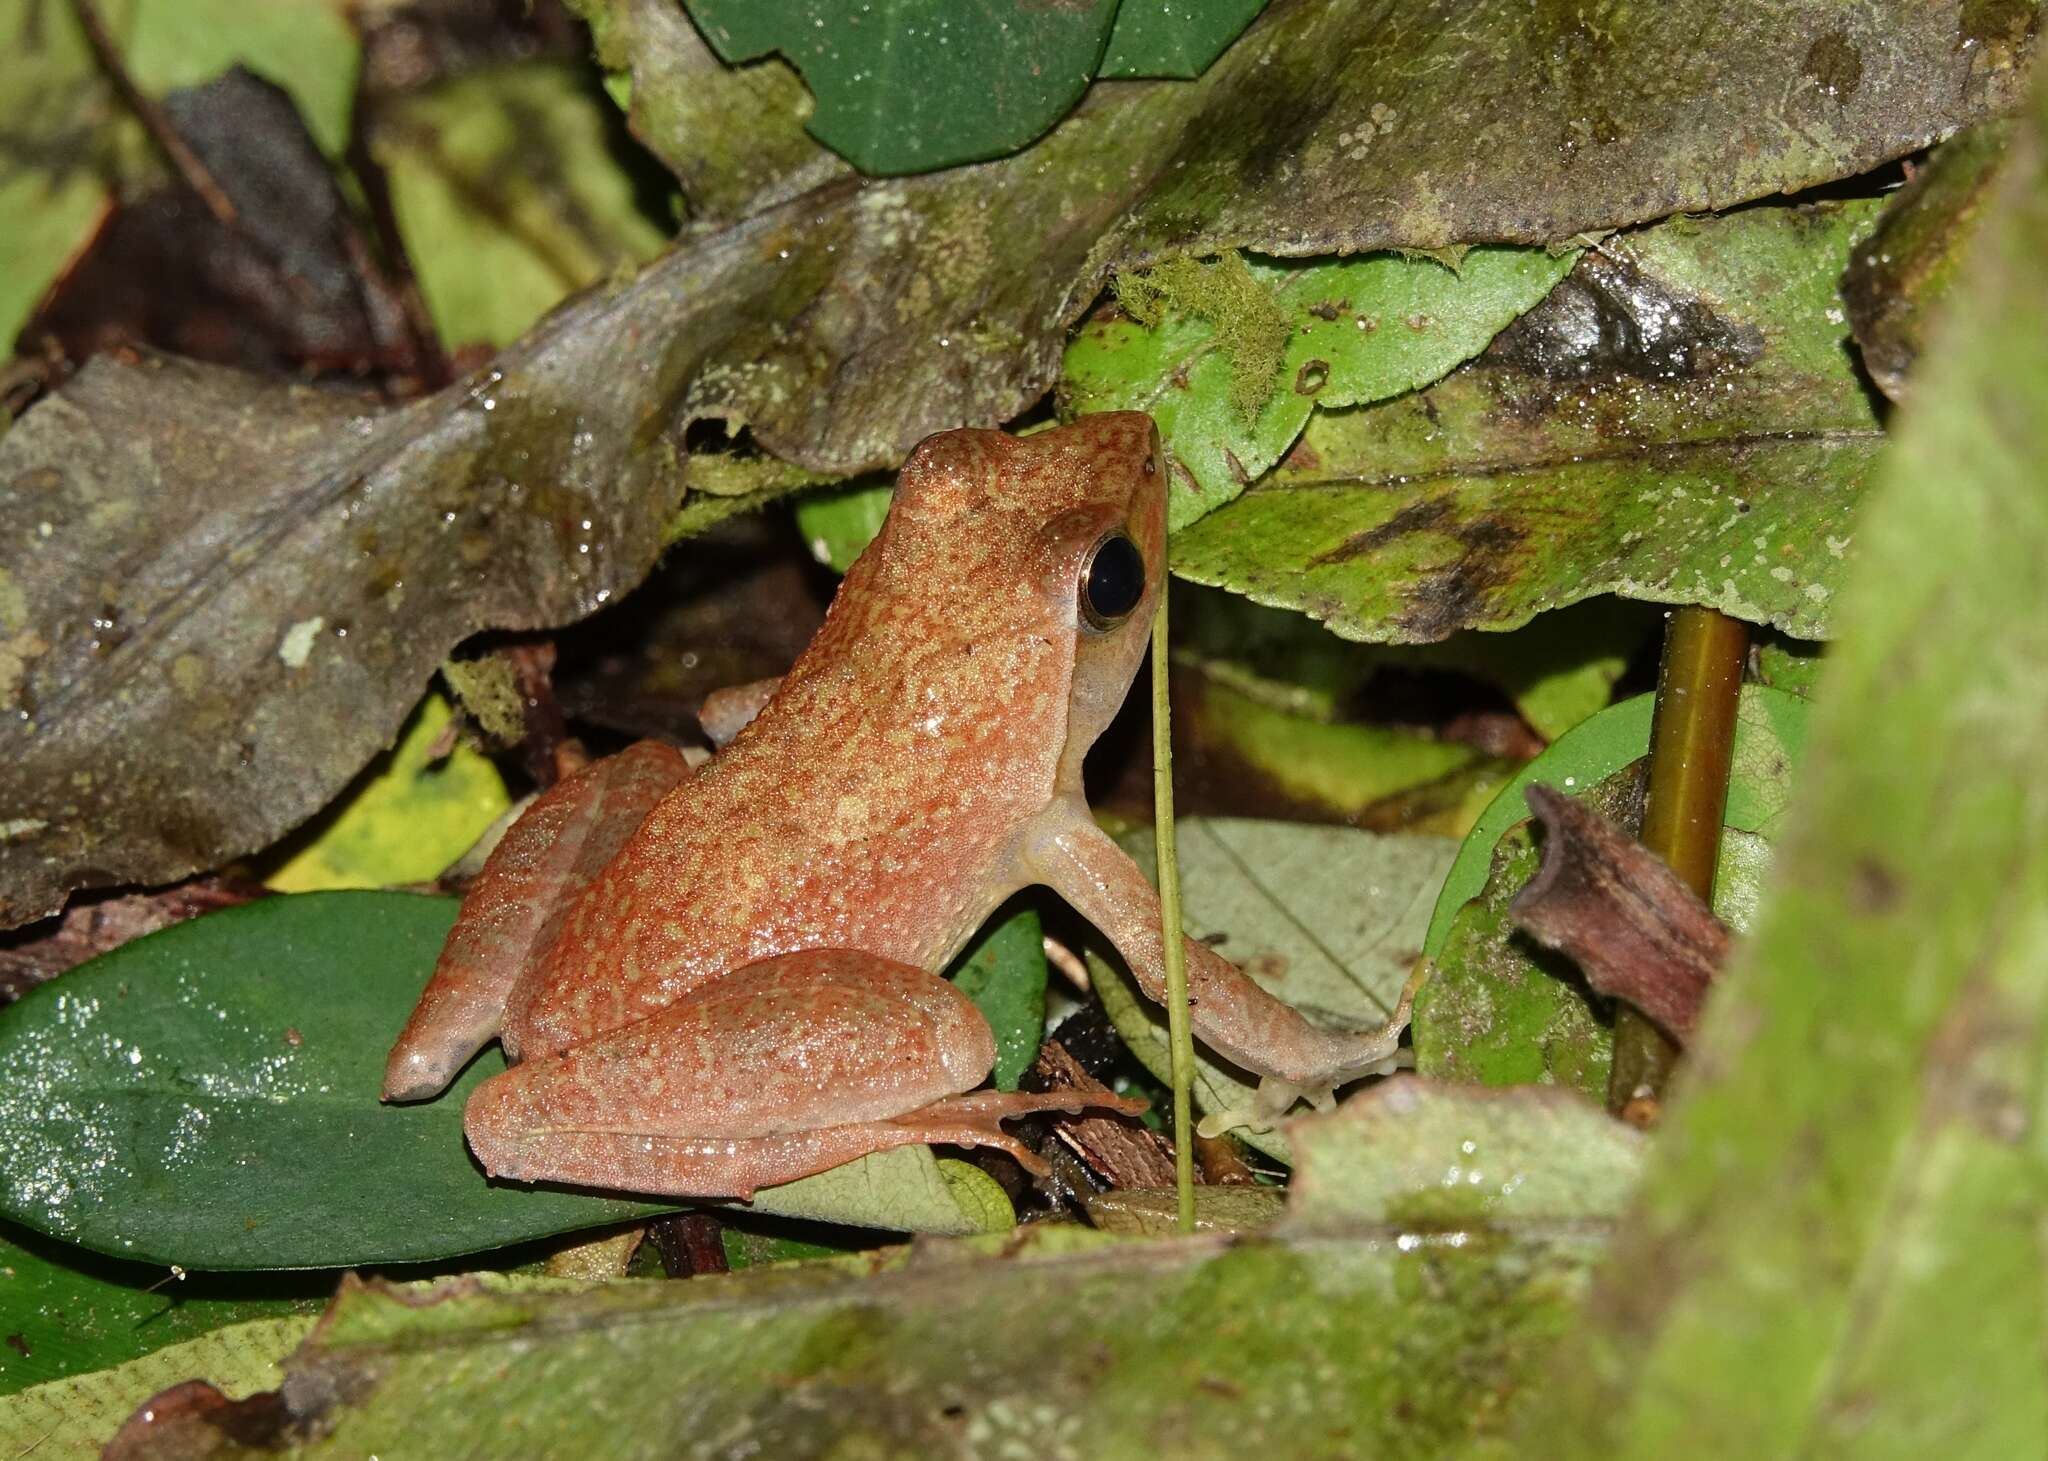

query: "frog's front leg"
left=1022, top=808, right=1405, bottom=1112
left=461, top=949, right=1143, bottom=1199
left=383, top=740, right=691, bottom=1102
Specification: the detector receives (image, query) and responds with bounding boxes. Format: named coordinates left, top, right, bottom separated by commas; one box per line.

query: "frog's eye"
left=1081, top=531, right=1146, bottom=630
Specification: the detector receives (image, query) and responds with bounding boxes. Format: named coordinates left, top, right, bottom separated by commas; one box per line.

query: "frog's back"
left=505, top=423, right=1139, bottom=1057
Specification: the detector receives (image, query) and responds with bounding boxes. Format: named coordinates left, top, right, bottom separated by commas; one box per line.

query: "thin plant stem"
left=1608, top=604, right=1748, bottom=1112
left=1151, top=589, right=1197, bottom=1234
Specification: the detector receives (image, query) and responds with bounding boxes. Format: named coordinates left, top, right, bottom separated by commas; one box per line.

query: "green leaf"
left=371, top=61, right=672, bottom=351
left=1099, top=0, right=1266, bottom=78
left=1281, top=1078, right=1644, bottom=1232
left=947, top=903, right=1047, bottom=1092
left=1170, top=200, right=1888, bottom=640
left=1423, top=684, right=1808, bottom=959
left=0, top=1225, right=322, bottom=1398
left=0, top=893, right=1010, bottom=1269
left=1174, top=586, right=1651, bottom=745
left=1088, top=818, right=1457, bottom=1160
left=793, top=479, right=893, bottom=574
left=1512, top=65, right=2048, bottom=1458
left=259, top=694, right=510, bottom=894
left=148, top=1222, right=1607, bottom=1455
left=1413, top=686, right=1805, bottom=1094
left=686, top=0, right=1120, bottom=175
left=1181, top=679, right=1510, bottom=837
left=1065, top=246, right=1576, bottom=529
left=0, top=1314, right=315, bottom=1460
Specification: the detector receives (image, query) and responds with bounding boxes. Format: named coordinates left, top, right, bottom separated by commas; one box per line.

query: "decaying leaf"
left=1510, top=783, right=1729, bottom=1042
left=1841, top=121, right=2014, bottom=400
left=1, top=0, right=2019, bottom=923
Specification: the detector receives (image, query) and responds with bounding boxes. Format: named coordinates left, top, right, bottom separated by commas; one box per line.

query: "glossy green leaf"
left=947, top=902, right=1047, bottom=1091
left=1099, top=0, right=1266, bottom=78
left=1065, top=246, right=1576, bottom=529
left=0, top=893, right=1011, bottom=1269
left=260, top=694, right=510, bottom=894
left=1515, top=65, right=2048, bottom=1457
left=371, top=61, right=671, bottom=351
left=0, top=1226, right=321, bottom=1398
left=1170, top=200, right=1888, bottom=640
left=686, top=0, right=1119, bottom=175
left=1089, top=818, right=1457, bottom=1160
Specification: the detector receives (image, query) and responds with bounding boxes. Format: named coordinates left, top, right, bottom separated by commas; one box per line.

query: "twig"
left=71, top=0, right=239, bottom=229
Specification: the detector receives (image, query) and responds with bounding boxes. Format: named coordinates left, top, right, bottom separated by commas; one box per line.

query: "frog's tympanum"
left=384, top=413, right=1404, bottom=1198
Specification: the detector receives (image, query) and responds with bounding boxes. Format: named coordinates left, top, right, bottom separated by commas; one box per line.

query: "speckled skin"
left=385, top=413, right=1404, bottom=1200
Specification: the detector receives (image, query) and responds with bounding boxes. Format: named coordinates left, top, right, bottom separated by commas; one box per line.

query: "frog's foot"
left=884, top=1089, right=1150, bottom=1178
left=382, top=740, right=691, bottom=1102
left=461, top=950, right=1145, bottom=1200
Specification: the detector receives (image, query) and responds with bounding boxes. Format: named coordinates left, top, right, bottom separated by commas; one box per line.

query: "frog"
left=382, top=412, right=1406, bottom=1199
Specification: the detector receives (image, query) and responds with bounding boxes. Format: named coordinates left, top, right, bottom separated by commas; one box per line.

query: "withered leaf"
left=1510, top=783, right=1730, bottom=1042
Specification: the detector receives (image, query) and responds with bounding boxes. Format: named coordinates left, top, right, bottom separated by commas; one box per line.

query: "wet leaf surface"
left=2, top=2, right=2019, bottom=924
left=1513, top=65, right=2048, bottom=1457
left=0, top=893, right=1026, bottom=1268
left=1169, top=200, right=1889, bottom=642
left=1281, top=1077, right=1643, bottom=1232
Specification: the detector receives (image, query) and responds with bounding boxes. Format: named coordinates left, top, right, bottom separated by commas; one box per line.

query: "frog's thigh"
left=383, top=741, right=691, bottom=1102
left=462, top=950, right=1094, bottom=1198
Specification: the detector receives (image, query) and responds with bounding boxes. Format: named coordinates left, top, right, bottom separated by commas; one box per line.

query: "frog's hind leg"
left=382, top=741, right=692, bottom=1102
left=461, top=949, right=1145, bottom=1199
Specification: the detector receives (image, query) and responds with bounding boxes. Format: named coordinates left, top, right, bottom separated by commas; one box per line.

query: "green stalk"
left=1151, top=589, right=1197, bottom=1233
left=1608, top=604, right=1748, bottom=1112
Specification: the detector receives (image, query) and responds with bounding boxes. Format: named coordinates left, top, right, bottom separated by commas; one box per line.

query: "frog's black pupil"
left=1083, top=533, right=1145, bottom=626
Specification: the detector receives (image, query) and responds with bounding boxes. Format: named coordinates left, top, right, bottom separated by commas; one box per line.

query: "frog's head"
left=1025, top=412, right=1167, bottom=796
left=853, top=412, right=1164, bottom=802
